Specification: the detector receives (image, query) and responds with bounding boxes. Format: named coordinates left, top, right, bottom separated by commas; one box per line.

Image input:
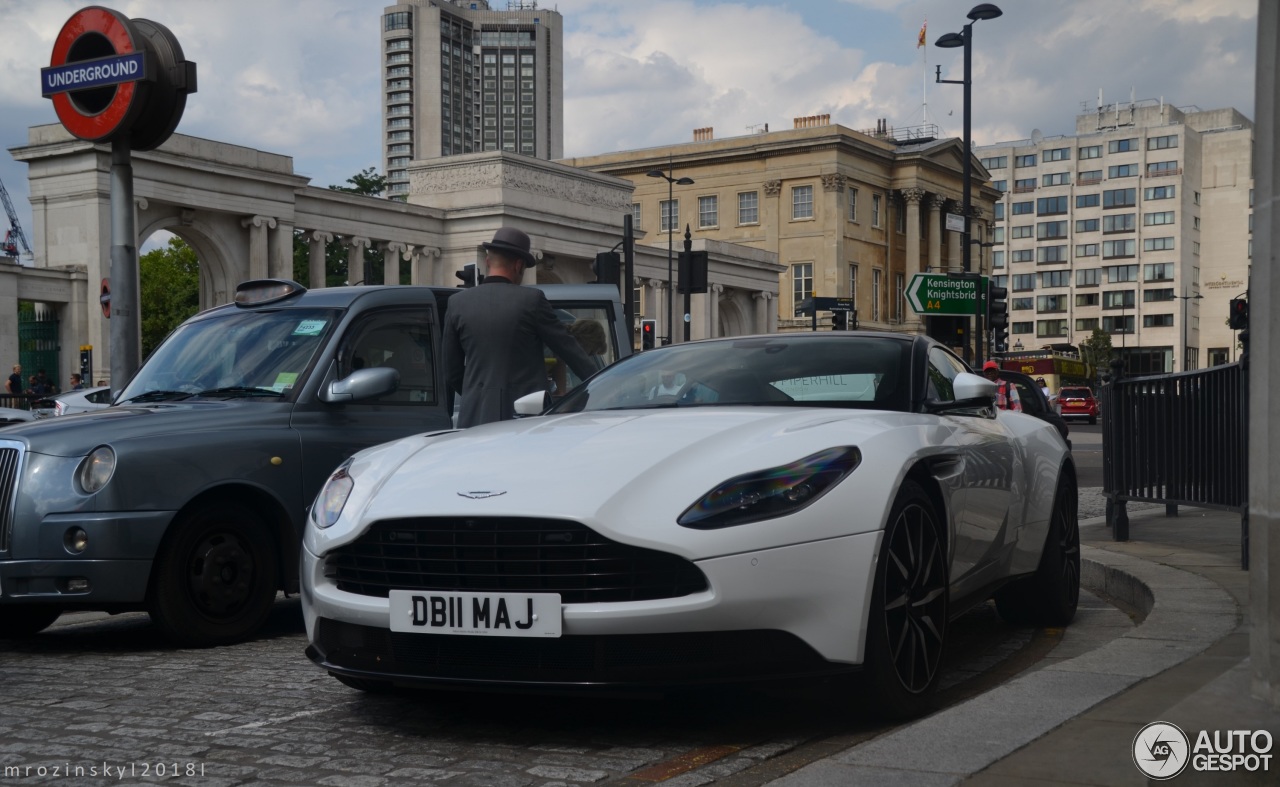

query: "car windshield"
left=548, top=335, right=911, bottom=413
left=117, top=307, right=341, bottom=403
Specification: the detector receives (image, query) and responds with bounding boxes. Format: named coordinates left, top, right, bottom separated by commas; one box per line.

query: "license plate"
left=389, top=590, right=561, bottom=637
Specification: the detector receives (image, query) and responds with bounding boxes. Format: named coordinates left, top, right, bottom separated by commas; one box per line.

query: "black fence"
left=1101, top=361, right=1248, bottom=567
left=0, top=393, right=41, bottom=411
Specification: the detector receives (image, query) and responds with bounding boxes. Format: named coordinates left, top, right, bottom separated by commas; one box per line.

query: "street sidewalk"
left=771, top=497, right=1277, bottom=786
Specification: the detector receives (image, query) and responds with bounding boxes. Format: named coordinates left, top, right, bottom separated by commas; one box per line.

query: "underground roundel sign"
left=41, top=6, right=196, bottom=150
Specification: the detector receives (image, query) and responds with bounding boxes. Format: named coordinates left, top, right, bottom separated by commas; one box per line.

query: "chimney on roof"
left=793, top=114, right=831, bottom=129
left=693, top=127, right=714, bottom=141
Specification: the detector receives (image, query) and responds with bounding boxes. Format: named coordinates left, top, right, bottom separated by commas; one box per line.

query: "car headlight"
left=76, top=446, right=116, bottom=494
left=678, top=446, right=861, bottom=530
left=312, top=461, right=354, bottom=529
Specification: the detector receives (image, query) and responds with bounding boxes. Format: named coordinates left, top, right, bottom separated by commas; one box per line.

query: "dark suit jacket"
left=443, top=278, right=598, bottom=427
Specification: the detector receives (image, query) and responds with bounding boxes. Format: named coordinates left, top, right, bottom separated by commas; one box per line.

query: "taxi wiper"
left=193, top=386, right=284, bottom=398
left=120, top=390, right=193, bottom=404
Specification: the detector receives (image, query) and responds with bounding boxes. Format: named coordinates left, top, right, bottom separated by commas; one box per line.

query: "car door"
left=925, top=347, right=1018, bottom=595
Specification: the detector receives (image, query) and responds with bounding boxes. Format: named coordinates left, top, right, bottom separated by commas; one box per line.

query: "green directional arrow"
left=906, top=273, right=985, bottom=316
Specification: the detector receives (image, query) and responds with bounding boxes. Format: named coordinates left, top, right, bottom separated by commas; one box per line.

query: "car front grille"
left=328, top=516, right=708, bottom=603
left=0, top=444, right=22, bottom=553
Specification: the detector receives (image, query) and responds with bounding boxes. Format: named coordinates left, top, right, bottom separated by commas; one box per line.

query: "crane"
left=1, top=175, right=33, bottom=261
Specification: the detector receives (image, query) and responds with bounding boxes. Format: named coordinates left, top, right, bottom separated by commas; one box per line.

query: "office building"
left=381, top=1, right=564, bottom=198
left=975, top=100, right=1252, bottom=374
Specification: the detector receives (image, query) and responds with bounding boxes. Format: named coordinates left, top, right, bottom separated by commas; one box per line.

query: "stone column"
left=753, top=291, right=774, bottom=334
left=305, top=231, right=333, bottom=289
left=928, top=195, right=946, bottom=272
left=649, top=279, right=667, bottom=342
left=708, top=283, right=724, bottom=338
left=1250, top=0, right=1279, bottom=710
left=241, top=215, right=276, bottom=281
left=269, top=220, right=294, bottom=280
left=381, top=241, right=408, bottom=285
left=902, top=189, right=926, bottom=332
left=946, top=202, right=962, bottom=271
left=346, top=236, right=371, bottom=285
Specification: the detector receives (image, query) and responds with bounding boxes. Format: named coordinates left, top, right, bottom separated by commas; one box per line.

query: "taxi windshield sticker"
left=271, top=372, right=299, bottom=393
left=293, top=320, right=326, bottom=336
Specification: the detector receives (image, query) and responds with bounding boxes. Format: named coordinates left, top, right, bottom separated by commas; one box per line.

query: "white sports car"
left=302, top=332, right=1078, bottom=717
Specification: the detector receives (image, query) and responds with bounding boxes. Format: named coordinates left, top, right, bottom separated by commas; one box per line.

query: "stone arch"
left=718, top=292, right=750, bottom=337
left=137, top=208, right=246, bottom=310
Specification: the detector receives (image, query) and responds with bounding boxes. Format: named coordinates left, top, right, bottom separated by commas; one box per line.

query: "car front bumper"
left=302, top=530, right=883, bottom=688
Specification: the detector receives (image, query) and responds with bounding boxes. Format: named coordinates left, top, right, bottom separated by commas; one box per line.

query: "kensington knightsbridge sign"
left=906, top=273, right=985, bottom=316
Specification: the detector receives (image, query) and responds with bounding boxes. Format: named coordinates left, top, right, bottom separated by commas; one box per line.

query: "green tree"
left=291, top=168, right=402, bottom=286
left=140, top=236, right=200, bottom=358
left=1080, top=327, right=1113, bottom=383
left=328, top=167, right=386, bottom=197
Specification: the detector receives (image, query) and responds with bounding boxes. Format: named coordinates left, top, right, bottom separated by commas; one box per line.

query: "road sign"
left=906, top=273, right=986, bottom=315
left=100, top=278, right=111, bottom=319
left=945, top=213, right=966, bottom=232
left=797, top=296, right=854, bottom=315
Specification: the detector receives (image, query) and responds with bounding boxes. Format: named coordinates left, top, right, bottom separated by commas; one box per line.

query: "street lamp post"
left=1177, top=288, right=1204, bottom=371
left=647, top=165, right=695, bottom=344
left=936, top=3, right=1002, bottom=362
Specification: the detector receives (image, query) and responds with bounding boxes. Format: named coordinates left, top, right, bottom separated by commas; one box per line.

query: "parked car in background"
left=999, top=369, right=1070, bottom=447
left=0, top=407, right=36, bottom=428
left=1058, top=386, right=1100, bottom=425
left=33, top=386, right=113, bottom=417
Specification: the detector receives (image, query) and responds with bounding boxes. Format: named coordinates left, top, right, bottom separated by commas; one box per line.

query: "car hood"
left=316, top=406, right=942, bottom=559
left=0, top=401, right=287, bottom=457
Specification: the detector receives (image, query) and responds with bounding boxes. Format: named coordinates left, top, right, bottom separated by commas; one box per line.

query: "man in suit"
left=443, top=227, right=597, bottom=428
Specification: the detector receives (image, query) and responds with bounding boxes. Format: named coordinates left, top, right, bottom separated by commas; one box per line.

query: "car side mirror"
left=953, top=372, right=997, bottom=401
left=319, top=367, right=399, bottom=403
left=513, top=390, right=545, bottom=416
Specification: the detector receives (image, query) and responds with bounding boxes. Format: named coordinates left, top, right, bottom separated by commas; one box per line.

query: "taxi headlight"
left=678, top=447, right=861, bottom=529
left=76, top=446, right=116, bottom=494
left=313, top=462, right=354, bottom=529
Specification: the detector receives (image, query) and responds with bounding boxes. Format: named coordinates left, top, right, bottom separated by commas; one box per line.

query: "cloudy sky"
left=0, top=0, right=1258, bottom=256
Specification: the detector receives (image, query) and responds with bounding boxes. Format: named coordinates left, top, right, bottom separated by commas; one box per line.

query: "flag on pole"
left=917, top=20, right=927, bottom=48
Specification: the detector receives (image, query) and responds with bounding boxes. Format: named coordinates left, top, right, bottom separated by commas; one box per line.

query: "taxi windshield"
left=118, top=308, right=340, bottom=403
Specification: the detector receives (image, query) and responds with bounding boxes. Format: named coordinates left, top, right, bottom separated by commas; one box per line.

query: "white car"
left=35, top=386, right=113, bottom=417
left=0, top=407, right=36, bottom=427
left=301, top=333, right=1079, bottom=718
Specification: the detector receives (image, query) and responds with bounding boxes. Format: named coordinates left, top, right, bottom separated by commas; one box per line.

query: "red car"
left=1058, top=386, right=1099, bottom=424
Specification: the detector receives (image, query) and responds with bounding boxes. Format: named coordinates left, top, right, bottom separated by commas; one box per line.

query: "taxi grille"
left=0, top=446, right=20, bottom=552
left=329, top=517, right=707, bottom=603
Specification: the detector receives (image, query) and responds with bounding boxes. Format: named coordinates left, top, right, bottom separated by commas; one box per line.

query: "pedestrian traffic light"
left=1228, top=298, right=1249, bottom=330
left=455, top=263, right=478, bottom=288
left=592, top=251, right=621, bottom=285
left=831, top=310, right=848, bottom=330
left=641, top=318, right=657, bottom=350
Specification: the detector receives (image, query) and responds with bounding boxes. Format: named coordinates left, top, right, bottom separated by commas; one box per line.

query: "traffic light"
left=455, top=263, right=478, bottom=288
left=677, top=250, right=709, bottom=294
left=641, top=318, right=657, bottom=350
left=592, top=251, right=621, bottom=285
left=987, top=280, right=1009, bottom=353
left=831, top=310, right=848, bottom=330
left=1228, top=298, right=1249, bottom=330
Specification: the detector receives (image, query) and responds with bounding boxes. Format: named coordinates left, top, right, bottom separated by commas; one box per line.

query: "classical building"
left=381, top=0, right=564, bottom=197
left=564, top=116, right=998, bottom=342
left=975, top=100, right=1253, bottom=374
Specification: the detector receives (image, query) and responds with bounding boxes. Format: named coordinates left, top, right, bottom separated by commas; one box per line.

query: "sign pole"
left=109, top=137, right=140, bottom=388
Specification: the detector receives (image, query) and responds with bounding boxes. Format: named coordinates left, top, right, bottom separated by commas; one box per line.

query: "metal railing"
left=1102, top=361, right=1248, bottom=566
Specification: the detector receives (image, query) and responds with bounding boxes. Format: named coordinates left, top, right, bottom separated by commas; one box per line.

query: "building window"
left=1012, top=273, right=1035, bottom=291
left=992, top=250, right=1005, bottom=268
left=991, top=227, right=1005, bottom=243
left=1144, top=314, right=1175, bottom=328
left=994, top=203, right=1005, bottom=221
left=1144, top=237, right=1175, bottom=252
left=992, top=180, right=1007, bottom=192
left=1011, top=249, right=1035, bottom=263
left=660, top=199, right=678, bottom=233
left=1037, top=246, right=1068, bottom=264
left=1102, top=315, right=1135, bottom=333
left=1037, top=319, right=1069, bottom=337
left=1103, top=188, right=1137, bottom=208
left=1144, top=211, right=1176, bottom=226
left=1015, top=177, right=1037, bottom=192
left=630, top=203, right=641, bottom=230
left=1012, top=297, right=1034, bottom=311
left=1104, top=264, right=1139, bottom=283
left=385, top=11, right=412, bottom=30
left=1076, top=218, right=1099, bottom=233
left=1078, top=169, right=1103, bottom=184
left=1108, top=164, right=1140, bottom=178
left=1076, top=193, right=1100, bottom=208
left=1076, top=317, right=1100, bottom=331
left=1075, top=243, right=1099, bottom=257
left=1012, top=321, right=1034, bottom=335
left=1103, top=290, right=1136, bottom=309
left=1012, top=201, right=1034, bottom=215
left=872, top=194, right=883, bottom=227
left=895, top=203, right=906, bottom=233
left=1037, top=294, right=1067, bottom=312
left=698, top=195, right=718, bottom=229
left=848, top=187, right=858, bottom=221
left=1015, top=154, right=1037, bottom=167
left=1148, top=134, right=1179, bottom=150
left=792, top=263, right=813, bottom=316
left=1037, top=196, right=1069, bottom=215
left=1145, top=185, right=1177, bottom=200
left=1108, top=138, right=1139, bottom=153
left=1147, top=161, right=1180, bottom=177
left=1041, top=270, right=1071, bottom=287
left=1144, top=287, right=1176, bottom=302
left=1037, top=221, right=1068, bottom=240
left=1012, top=224, right=1034, bottom=239
left=872, top=268, right=882, bottom=321
left=850, top=264, right=859, bottom=303
left=738, top=191, right=759, bottom=224
left=792, top=186, right=814, bottom=220
left=1076, top=293, right=1100, bottom=307
left=1044, top=147, right=1071, bottom=162
left=1079, top=145, right=1102, bottom=159
left=1077, top=268, right=1101, bottom=287
left=1043, top=172, right=1071, bottom=186
left=1103, top=213, right=1136, bottom=233
left=981, top=156, right=1007, bottom=169
left=1102, top=239, right=1136, bottom=259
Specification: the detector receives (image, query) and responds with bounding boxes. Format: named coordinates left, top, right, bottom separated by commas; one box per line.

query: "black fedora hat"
left=482, top=227, right=536, bottom=267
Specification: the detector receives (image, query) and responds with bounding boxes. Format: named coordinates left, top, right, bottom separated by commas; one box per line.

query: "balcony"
left=1013, top=184, right=1037, bottom=194
left=1147, top=167, right=1183, bottom=178
left=1078, top=175, right=1102, bottom=186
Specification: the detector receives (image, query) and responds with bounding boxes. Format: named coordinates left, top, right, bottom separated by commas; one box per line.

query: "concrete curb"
left=766, top=520, right=1240, bottom=787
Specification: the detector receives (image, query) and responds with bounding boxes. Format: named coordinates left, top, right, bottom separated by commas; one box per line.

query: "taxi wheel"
left=860, top=480, right=948, bottom=720
left=149, top=502, right=278, bottom=647
left=0, top=605, right=63, bottom=638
